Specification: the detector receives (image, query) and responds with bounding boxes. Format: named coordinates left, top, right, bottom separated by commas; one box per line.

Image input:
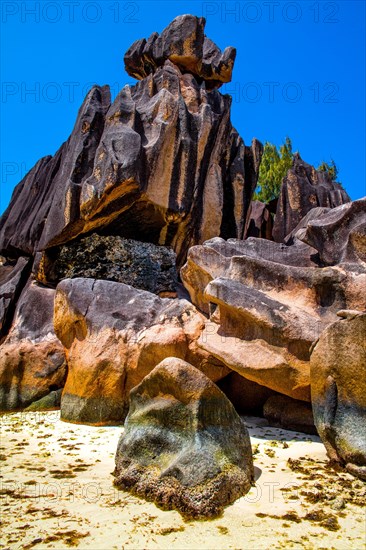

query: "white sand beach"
left=0, top=412, right=365, bottom=550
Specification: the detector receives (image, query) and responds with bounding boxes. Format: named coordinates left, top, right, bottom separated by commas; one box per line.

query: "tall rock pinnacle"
left=0, top=15, right=261, bottom=269
left=124, top=14, right=237, bottom=90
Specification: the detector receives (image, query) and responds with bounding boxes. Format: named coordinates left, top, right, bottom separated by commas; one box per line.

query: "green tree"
left=254, top=137, right=293, bottom=203
left=317, top=159, right=339, bottom=182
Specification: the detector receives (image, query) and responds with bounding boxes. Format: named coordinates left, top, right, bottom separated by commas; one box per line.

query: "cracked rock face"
left=245, top=200, right=273, bottom=240
left=114, top=357, right=253, bottom=519
left=0, top=257, right=31, bottom=344
left=298, top=198, right=366, bottom=265
left=0, top=86, right=111, bottom=258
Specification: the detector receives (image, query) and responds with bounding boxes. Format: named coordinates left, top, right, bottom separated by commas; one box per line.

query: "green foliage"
left=254, top=139, right=341, bottom=203
left=317, top=159, right=339, bottom=182
left=254, top=137, right=293, bottom=203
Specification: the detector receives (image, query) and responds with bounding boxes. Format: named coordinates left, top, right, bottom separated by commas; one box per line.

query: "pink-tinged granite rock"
left=54, top=278, right=229, bottom=425
left=181, top=199, right=366, bottom=404
left=311, top=311, right=366, bottom=480
left=0, top=280, right=66, bottom=411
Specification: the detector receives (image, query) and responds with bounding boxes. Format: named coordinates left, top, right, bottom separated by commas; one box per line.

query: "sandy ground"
left=0, top=411, right=365, bottom=550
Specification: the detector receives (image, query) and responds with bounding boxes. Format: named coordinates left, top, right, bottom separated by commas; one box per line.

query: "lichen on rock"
left=113, top=357, right=254, bottom=518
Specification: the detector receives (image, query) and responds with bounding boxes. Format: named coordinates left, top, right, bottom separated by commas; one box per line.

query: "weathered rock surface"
left=35, top=233, right=177, bottom=296
left=0, top=16, right=261, bottom=268
left=283, top=206, right=331, bottom=245
left=0, top=257, right=31, bottom=343
left=0, top=281, right=66, bottom=411
left=24, top=388, right=62, bottom=412
left=263, top=395, right=316, bottom=435
left=124, top=15, right=236, bottom=90
left=54, top=278, right=229, bottom=424
left=0, top=86, right=111, bottom=258
left=273, top=154, right=350, bottom=242
left=245, top=200, right=273, bottom=240
left=299, top=198, right=366, bottom=265
left=113, top=357, right=253, bottom=518
left=181, top=235, right=322, bottom=314
left=311, top=311, right=366, bottom=480
left=0, top=155, right=62, bottom=257
left=181, top=200, right=366, bottom=403
left=0, top=11, right=363, bottom=453
left=0, top=14, right=262, bottom=421
left=197, top=321, right=311, bottom=401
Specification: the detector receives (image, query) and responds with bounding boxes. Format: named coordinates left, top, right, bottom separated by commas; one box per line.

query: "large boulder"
left=181, top=200, right=366, bottom=404
left=0, top=281, right=66, bottom=411
left=311, top=311, right=366, bottom=480
left=273, top=154, right=350, bottom=243
left=35, top=233, right=177, bottom=296
left=197, top=319, right=311, bottom=401
left=181, top=235, right=323, bottom=314
left=124, top=15, right=236, bottom=90
left=0, top=16, right=262, bottom=268
left=113, top=357, right=253, bottom=519
left=54, top=278, right=229, bottom=424
left=181, top=237, right=333, bottom=402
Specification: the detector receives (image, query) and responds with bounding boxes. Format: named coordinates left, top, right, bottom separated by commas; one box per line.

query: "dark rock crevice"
left=0, top=257, right=33, bottom=345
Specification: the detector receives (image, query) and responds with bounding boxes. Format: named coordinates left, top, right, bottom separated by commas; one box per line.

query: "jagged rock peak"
left=124, top=14, right=236, bottom=90
left=273, top=152, right=350, bottom=242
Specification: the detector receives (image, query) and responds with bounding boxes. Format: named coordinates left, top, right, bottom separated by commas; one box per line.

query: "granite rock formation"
left=24, top=388, right=62, bottom=412
left=113, top=357, right=253, bottom=518
left=311, top=311, right=366, bottom=480
left=245, top=200, right=273, bottom=240
left=283, top=206, right=331, bottom=245
left=0, top=10, right=364, bottom=478
left=25, top=388, right=62, bottom=412
left=0, top=14, right=262, bottom=413
left=0, top=281, right=66, bottom=410
left=35, top=234, right=177, bottom=296
left=0, top=86, right=111, bottom=259
left=0, top=15, right=261, bottom=268
left=124, top=15, right=236, bottom=90
left=54, top=278, right=229, bottom=424
left=181, top=199, right=366, bottom=403
left=0, top=257, right=31, bottom=343
left=272, top=153, right=350, bottom=242
left=299, top=198, right=366, bottom=266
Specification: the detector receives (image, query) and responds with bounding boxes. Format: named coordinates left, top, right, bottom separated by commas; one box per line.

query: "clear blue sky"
left=1, top=0, right=365, bottom=214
